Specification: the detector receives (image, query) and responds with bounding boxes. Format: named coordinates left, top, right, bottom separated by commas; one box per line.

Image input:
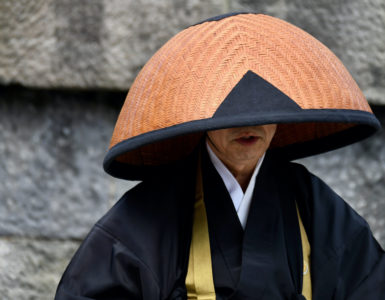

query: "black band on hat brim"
left=103, top=109, right=380, bottom=180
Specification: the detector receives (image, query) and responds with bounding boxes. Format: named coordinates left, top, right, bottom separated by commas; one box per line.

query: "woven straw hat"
left=104, top=12, right=380, bottom=180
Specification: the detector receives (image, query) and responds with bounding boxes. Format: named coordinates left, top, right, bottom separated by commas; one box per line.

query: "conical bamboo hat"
left=104, top=13, right=380, bottom=180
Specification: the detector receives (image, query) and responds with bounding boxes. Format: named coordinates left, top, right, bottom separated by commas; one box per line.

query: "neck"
left=205, top=138, right=261, bottom=191
left=225, top=162, right=256, bottom=192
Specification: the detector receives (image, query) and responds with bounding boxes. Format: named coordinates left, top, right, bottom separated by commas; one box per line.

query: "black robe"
left=55, top=151, right=385, bottom=299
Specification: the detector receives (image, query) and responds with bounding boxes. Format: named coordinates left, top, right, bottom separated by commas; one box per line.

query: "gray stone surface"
left=0, top=1, right=56, bottom=86
left=1, top=0, right=384, bottom=104
left=0, top=237, right=79, bottom=300
left=0, top=87, right=125, bottom=239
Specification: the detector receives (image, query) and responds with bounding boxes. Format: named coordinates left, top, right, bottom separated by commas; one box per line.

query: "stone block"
left=0, top=87, right=123, bottom=239
left=0, top=1, right=57, bottom=87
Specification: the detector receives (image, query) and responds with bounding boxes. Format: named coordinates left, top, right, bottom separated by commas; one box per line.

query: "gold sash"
left=185, top=160, right=312, bottom=299
left=297, top=204, right=312, bottom=299
left=185, top=160, right=216, bottom=300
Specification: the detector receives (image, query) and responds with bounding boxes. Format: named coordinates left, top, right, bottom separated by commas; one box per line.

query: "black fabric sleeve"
left=348, top=248, right=385, bottom=299
left=308, top=172, right=385, bottom=299
left=54, top=225, right=161, bottom=300
left=290, top=162, right=385, bottom=299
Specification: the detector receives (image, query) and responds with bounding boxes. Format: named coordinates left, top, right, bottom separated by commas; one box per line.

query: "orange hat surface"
left=104, top=13, right=380, bottom=180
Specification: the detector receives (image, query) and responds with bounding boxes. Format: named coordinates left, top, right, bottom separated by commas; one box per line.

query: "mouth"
left=234, top=135, right=260, bottom=145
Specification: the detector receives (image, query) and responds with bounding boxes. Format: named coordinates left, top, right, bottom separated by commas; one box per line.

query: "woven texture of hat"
left=109, top=13, right=372, bottom=164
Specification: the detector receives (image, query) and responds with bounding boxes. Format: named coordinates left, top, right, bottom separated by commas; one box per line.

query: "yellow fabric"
left=185, top=159, right=311, bottom=300
left=185, top=160, right=216, bottom=300
left=296, top=204, right=312, bottom=300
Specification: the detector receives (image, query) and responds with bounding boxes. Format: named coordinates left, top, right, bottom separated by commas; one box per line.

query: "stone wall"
left=1, top=1, right=384, bottom=299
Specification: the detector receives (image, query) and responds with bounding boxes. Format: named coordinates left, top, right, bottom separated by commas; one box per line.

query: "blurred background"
left=0, top=0, right=384, bottom=299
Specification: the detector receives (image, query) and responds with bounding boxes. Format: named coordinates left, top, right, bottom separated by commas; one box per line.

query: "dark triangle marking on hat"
left=213, top=70, right=302, bottom=119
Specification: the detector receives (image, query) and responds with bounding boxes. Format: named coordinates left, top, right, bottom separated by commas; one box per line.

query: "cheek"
left=265, top=125, right=277, bottom=143
left=207, top=131, right=228, bottom=150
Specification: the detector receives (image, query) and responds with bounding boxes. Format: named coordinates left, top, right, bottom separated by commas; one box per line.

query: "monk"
left=55, top=13, right=385, bottom=299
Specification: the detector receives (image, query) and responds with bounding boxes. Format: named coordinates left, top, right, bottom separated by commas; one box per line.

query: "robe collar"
left=205, top=140, right=265, bottom=229
left=202, top=149, right=304, bottom=299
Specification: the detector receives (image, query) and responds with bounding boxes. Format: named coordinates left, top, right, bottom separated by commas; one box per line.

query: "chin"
left=235, top=153, right=262, bottom=163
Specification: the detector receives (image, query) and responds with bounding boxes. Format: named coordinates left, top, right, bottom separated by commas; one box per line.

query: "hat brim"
left=104, top=108, right=379, bottom=180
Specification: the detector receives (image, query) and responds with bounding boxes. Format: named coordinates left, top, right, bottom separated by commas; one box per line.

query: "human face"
left=206, top=124, right=277, bottom=171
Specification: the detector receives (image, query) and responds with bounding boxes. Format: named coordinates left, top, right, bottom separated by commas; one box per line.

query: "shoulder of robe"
left=55, top=165, right=196, bottom=300
left=94, top=157, right=196, bottom=257
left=287, top=161, right=372, bottom=249
left=287, top=161, right=385, bottom=297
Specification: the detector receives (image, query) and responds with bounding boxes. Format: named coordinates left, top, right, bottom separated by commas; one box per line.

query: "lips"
left=235, top=135, right=260, bottom=145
